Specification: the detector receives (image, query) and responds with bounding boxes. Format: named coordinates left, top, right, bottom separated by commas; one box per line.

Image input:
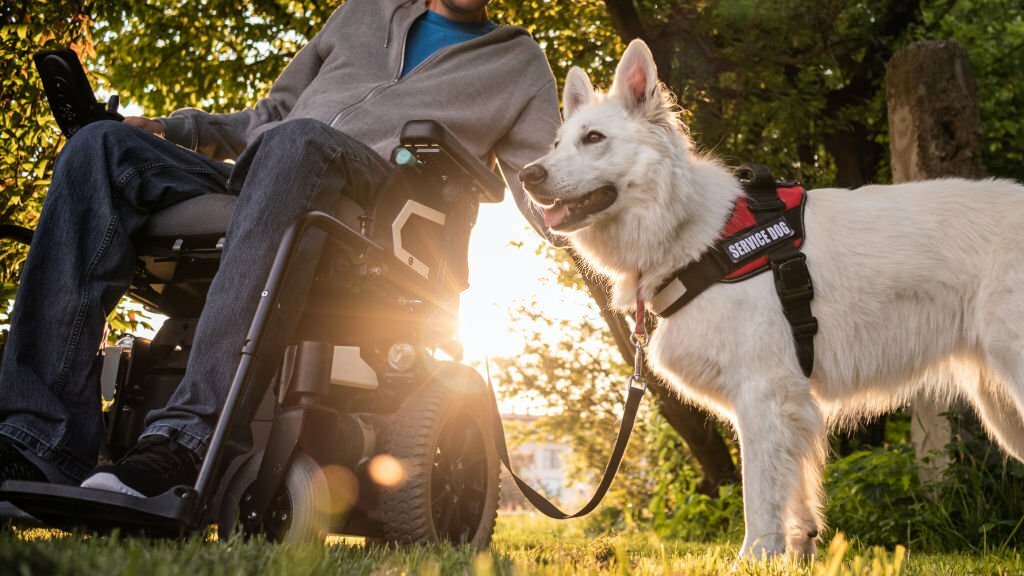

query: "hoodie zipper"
left=329, top=41, right=472, bottom=129
left=329, top=2, right=507, bottom=130
left=329, top=0, right=417, bottom=129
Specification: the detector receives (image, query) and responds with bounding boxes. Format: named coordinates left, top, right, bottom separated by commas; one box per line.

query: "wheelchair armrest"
left=399, top=120, right=505, bottom=203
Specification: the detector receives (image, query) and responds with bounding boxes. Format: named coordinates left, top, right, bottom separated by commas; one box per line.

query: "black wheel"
left=375, top=374, right=500, bottom=548
left=217, top=450, right=331, bottom=543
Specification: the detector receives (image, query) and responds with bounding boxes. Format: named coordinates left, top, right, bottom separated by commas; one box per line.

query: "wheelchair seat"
left=144, top=193, right=367, bottom=243
left=133, top=193, right=367, bottom=317
left=145, top=193, right=237, bottom=239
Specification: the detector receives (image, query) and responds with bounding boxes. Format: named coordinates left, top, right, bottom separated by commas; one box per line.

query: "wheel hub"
left=430, top=411, right=490, bottom=543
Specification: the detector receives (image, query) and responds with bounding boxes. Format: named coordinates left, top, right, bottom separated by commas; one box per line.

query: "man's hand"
left=124, top=116, right=165, bottom=138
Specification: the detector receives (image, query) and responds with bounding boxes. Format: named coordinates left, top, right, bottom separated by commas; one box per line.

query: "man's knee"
left=61, top=120, right=138, bottom=153
left=258, top=118, right=361, bottom=153
left=55, top=120, right=147, bottom=173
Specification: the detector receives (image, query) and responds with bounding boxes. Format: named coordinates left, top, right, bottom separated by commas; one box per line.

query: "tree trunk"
left=822, top=125, right=885, bottom=189
left=886, top=40, right=986, bottom=482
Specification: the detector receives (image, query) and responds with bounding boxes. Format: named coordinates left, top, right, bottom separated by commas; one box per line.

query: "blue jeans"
left=0, top=119, right=389, bottom=481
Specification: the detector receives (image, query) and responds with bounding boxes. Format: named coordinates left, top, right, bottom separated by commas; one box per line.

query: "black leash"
left=486, top=297, right=648, bottom=519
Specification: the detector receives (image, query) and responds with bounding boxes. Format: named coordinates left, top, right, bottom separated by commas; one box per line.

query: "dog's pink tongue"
left=543, top=204, right=568, bottom=228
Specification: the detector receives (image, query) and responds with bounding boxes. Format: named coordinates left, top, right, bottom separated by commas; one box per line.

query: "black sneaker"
left=0, top=437, right=48, bottom=484
left=80, top=436, right=200, bottom=498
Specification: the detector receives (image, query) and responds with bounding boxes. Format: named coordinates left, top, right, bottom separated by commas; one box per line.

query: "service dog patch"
left=723, top=217, right=795, bottom=263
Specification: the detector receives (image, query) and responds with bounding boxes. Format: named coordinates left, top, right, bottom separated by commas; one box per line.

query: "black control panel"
left=33, top=49, right=123, bottom=138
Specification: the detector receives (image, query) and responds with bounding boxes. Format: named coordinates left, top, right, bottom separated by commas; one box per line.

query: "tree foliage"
left=5, top=1, right=1023, bottom=288
left=0, top=3, right=92, bottom=305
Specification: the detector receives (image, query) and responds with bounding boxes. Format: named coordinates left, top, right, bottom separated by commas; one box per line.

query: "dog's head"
left=520, top=39, right=687, bottom=236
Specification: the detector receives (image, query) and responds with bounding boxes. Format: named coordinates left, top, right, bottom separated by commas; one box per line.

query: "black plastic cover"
left=33, top=48, right=123, bottom=138
left=399, top=120, right=506, bottom=203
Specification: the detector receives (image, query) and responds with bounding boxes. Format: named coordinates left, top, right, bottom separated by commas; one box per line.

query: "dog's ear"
left=563, top=66, right=595, bottom=120
left=611, top=39, right=662, bottom=118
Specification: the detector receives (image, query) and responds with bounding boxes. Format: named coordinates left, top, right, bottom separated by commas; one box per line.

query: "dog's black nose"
left=519, top=164, right=548, bottom=186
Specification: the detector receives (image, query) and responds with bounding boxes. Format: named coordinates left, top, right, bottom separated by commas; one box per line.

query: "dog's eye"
left=583, top=130, right=606, bottom=144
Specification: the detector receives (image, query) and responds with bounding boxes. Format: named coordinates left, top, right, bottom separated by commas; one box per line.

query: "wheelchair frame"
left=0, top=120, right=507, bottom=546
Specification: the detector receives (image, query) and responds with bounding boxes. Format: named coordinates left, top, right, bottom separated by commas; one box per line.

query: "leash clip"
left=629, top=373, right=647, bottom=393
left=629, top=291, right=650, bottom=393
left=629, top=332, right=649, bottom=349
left=630, top=323, right=648, bottom=394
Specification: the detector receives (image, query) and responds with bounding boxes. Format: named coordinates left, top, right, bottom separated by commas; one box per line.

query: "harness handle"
left=738, top=163, right=785, bottom=216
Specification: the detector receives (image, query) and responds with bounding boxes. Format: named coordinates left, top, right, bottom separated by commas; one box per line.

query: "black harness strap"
left=740, top=164, right=817, bottom=377
left=651, top=164, right=818, bottom=377
left=651, top=206, right=806, bottom=317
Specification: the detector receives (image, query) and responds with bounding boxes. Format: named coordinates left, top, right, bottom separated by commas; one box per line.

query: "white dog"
left=520, top=39, right=1024, bottom=559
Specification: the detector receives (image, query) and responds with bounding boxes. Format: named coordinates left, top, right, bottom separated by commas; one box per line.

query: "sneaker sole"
left=80, top=472, right=146, bottom=498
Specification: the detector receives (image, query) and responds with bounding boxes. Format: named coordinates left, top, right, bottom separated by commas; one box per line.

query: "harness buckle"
left=791, top=318, right=819, bottom=338
left=747, top=196, right=786, bottom=214
left=773, top=253, right=814, bottom=304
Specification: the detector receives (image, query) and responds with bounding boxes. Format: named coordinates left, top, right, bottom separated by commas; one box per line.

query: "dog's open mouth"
left=533, top=185, right=618, bottom=231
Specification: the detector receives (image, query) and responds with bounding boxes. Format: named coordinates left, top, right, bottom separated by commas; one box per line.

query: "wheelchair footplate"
left=0, top=481, right=200, bottom=536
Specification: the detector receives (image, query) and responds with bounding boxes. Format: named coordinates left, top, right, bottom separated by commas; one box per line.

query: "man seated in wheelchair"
left=0, top=0, right=558, bottom=500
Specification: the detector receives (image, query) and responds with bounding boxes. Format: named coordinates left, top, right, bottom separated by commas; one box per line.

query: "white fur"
left=525, top=39, right=1024, bottom=559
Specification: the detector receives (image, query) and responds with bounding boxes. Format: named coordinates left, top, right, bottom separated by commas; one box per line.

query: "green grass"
left=1, top=514, right=1021, bottom=575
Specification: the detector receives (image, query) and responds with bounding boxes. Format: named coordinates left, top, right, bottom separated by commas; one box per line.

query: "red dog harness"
left=650, top=165, right=818, bottom=376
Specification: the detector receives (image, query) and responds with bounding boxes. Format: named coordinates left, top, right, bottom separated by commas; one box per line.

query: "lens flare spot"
left=368, top=454, right=406, bottom=487
left=320, top=465, right=359, bottom=515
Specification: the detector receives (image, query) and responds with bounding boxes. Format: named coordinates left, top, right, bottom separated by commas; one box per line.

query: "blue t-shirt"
left=401, top=11, right=497, bottom=78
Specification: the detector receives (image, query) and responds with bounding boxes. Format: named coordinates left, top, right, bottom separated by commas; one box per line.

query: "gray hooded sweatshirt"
left=157, top=0, right=560, bottom=235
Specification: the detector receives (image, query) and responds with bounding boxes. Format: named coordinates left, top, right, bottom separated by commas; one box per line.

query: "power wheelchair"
left=0, top=118, right=505, bottom=547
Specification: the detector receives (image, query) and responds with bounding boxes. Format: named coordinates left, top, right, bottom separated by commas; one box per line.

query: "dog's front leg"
left=734, top=377, right=824, bottom=561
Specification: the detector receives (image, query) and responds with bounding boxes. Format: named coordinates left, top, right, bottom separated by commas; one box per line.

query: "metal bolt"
left=247, top=511, right=258, bottom=520
left=261, top=290, right=269, bottom=297
left=244, top=494, right=252, bottom=502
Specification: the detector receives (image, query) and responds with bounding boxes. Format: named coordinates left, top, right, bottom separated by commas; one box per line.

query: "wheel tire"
left=217, top=450, right=331, bottom=544
left=374, top=376, right=500, bottom=549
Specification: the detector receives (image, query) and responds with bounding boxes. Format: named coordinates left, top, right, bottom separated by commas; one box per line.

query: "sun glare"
left=126, top=190, right=590, bottom=416
left=458, top=201, right=554, bottom=363
left=459, top=198, right=601, bottom=415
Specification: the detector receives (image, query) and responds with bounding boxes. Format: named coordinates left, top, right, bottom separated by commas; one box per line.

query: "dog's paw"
left=786, top=527, right=819, bottom=561
left=738, top=533, right=787, bottom=561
